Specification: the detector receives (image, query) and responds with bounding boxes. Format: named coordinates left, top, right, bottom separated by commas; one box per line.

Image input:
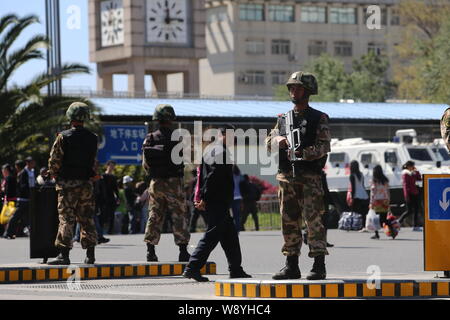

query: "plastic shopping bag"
left=0, top=201, right=16, bottom=225
left=365, top=209, right=381, bottom=231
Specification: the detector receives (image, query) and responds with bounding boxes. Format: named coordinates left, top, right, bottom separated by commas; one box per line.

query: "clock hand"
left=165, top=8, right=171, bottom=24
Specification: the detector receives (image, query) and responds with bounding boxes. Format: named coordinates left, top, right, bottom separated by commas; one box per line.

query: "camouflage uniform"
left=49, top=135, right=98, bottom=250
left=142, top=104, right=190, bottom=248
left=144, top=177, right=190, bottom=245
left=440, top=107, right=450, bottom=151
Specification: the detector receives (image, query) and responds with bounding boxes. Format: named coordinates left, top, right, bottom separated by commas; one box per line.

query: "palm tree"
left=0, top=13, right=99, bottom=166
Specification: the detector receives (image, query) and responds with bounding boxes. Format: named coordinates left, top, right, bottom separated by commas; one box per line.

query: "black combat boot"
left=229, top=266, right=252, bottom=279
left=306, top=255, right=326, bottom=280
left=146, top=243, right=158, bottom=262
left=178, top=244, right=191, bottom=262
left=272, top=255, right=301, bottom=280
left=182, top=268, right=209, bottom=282
left=84, top=247, right=96, bottom=264
left=48, top=247, right=71, bottom=265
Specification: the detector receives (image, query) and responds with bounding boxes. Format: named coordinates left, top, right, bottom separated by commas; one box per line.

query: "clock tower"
left=89, top=0, right=205, bottom=96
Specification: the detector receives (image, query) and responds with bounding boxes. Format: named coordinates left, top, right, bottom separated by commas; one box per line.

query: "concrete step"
left=215, top=277, right=450, bottom=299
left=0, top=262, right=216, bottom=284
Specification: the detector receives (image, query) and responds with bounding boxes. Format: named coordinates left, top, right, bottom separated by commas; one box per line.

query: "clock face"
left=146, top=0, right=189, bottom=45
left=100, top=0, right=124, bottom=47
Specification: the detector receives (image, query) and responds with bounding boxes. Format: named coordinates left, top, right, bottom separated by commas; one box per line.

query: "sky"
left=1, top=0, right=129, bottom=91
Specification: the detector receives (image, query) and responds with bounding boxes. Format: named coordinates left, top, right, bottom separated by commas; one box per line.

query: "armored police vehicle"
left=324, top=129, right=450, bottom=214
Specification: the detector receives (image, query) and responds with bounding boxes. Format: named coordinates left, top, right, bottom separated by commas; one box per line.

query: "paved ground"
left=0, top=228, right=442, bottom=300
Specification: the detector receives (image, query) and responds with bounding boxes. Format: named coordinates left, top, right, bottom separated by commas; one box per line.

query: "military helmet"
left=153, top=104, right=176, bottom=121
left=286, top=71, right=318, bottom=95
left=66, top=102, right=91, bottom=122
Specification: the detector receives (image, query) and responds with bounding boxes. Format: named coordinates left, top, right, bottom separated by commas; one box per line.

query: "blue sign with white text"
left=428, top=178, right=450, bottom=220
left=97, top=125, right=148, bottom=165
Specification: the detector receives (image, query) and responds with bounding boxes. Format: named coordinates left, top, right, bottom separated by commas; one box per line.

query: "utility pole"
left=45, top=0, right=62, bottom=96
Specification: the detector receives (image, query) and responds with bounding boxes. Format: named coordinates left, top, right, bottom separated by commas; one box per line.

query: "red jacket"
left=402, top=169, right=421, bottom=201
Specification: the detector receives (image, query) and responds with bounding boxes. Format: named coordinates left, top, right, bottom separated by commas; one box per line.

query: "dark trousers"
left=6, top=200, right=29, bottom=237
left=231, top=199, right=241, bottom=233
left=398, top=194, right=421, bottom=227
left=186, top=203, right=243, bottom=273
left=190, top=208, right=207, bottom=232
left=241, top=200, right=259, bottom=231
left=101, top=202, right=117, bottom=234
left=351, top=198, right=369, bottom=225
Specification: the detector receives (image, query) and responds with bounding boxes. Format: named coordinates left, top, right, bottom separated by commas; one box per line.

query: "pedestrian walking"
left=369, top=165, right=390, bottom=239
left=240, top=175, right=260, bottom=231
left=4, top=160, right=30, bottom=239
left=47, top=102, right=98, bottom=265
left=189, top=168, right=207, bottom=233
left=182, top=125, right=251, bottom=282
left=1, top=164, right=17, bottom=238
left=265, top=71, right=330, bottom=281
left=231, top=165, right=243, bottom=233
left=123, top=176, right=140, bottom=234
left=100, top=160, right=120, bottom=234
left=398, top=161, right=422, bottom=231
left=348, top=160, right=369, bottom=231
left=142, top=104, right=191, bottom=262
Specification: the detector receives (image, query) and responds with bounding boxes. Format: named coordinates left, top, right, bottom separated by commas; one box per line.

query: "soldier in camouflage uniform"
left=440, top=107, right=450, bottom=151
left=142, top=104, right=191, bottom=262
left=48, top=102, right=98, bottom=265
left=265, top=71, right=331, bottom=280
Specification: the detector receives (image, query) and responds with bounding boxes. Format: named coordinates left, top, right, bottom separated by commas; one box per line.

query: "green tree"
left=274, top=54, right=351, bottom=102
left=349, top=51, right=394, bottom=102
left=394, top=0, right=450, bottom=102
left=0, top=14, right=99, bottom=167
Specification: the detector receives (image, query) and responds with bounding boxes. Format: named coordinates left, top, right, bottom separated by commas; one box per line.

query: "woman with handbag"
left=1, top=164, right=17, bottom=238
left=369, top=165, right=390, bottom=239
left=347, top=160, right=369, bottom=231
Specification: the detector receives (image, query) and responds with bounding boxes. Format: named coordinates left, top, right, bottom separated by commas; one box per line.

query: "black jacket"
left=60, top=126, right=98, bottom=180
left=16, top=170, right=30, bottom=199
left=198, top=144, right=234, bottom=206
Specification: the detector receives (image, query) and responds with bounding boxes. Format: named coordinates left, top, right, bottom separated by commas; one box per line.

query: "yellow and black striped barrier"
left=0, top=262, right=216, bottom=284
left=215, top=279, right=450, bottom=299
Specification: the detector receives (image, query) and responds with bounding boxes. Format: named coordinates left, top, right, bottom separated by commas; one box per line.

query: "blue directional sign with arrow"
left=98, top=125, right=148, bottom=165
left=427, top=177, right=450, bottom=220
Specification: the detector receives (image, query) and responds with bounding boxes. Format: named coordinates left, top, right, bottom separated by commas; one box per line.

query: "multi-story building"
left=200, top=0, right=402, bottom=97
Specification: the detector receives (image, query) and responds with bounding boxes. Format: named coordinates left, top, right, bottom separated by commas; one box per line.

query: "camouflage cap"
left=153, top=104, right=176, bottom=121
left=66, top=102, right=91, bottom=122
left=286, top=71, right=318, bottom=95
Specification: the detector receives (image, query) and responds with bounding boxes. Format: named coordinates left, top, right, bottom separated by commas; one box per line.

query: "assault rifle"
left=278, top=110, right=307, bottom=177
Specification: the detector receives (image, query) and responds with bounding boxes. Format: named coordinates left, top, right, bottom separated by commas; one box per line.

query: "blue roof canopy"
left=92, top=98, right=449, bottom=120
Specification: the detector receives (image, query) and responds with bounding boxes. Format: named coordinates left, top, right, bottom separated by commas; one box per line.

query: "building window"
left=391, top=8, right=400, bottom=26
left=271, top=71, right=288, bottom=85
left=367, top=42, right=385, bottom=55
left=239, top=3, right=264, bottom=21
left=329, top=7, right=357, bottom=24
left=301, top=6, right=327, bottom=23
left=272, top=39, right=290, bottom=55
left=269, top=5, right=294, bottom=22
left=238, top=71, right=265, bottom=85
left=246, top=39, right=265, bottom=55
left=334, top=41, right=352, bottom=57
left=308, top=40, right=327, bottom=56
left=207, top=6, right=228, bottom=24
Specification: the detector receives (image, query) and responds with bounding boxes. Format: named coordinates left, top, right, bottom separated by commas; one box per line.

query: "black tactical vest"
left=143, top=127, right=184, bottom=179
left=278, top=106, right=328, bottom=175
left=60, top=126, right=98, bottom=180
